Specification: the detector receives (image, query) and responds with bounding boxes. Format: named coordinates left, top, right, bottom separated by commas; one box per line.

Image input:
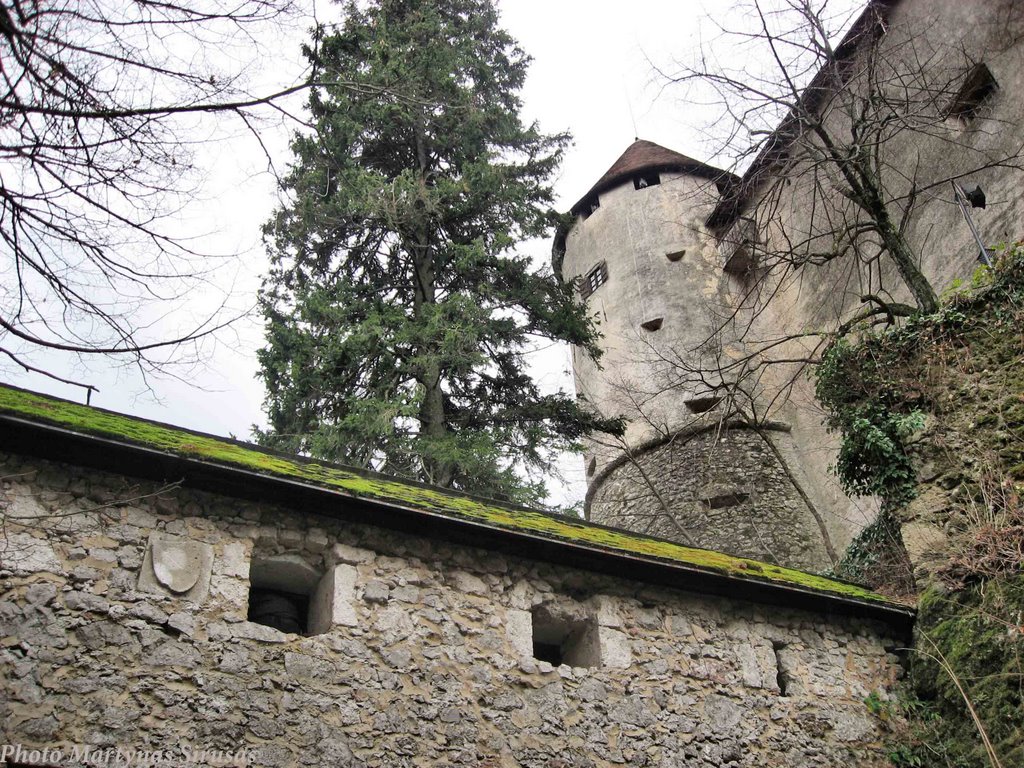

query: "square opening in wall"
left=531, top=604, right=600, bottom=668
left=248, top=553, right=327, bottom=636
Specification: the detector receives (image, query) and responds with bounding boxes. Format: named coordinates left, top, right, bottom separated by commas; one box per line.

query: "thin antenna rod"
left=625, top=82, right=639, bottom=141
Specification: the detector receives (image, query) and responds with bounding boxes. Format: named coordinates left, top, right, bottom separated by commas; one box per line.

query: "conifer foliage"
left=257, top=0, right=620, bottom=504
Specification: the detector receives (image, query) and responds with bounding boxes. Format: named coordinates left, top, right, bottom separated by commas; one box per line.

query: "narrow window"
left=722, top=217, right=759, bottom=274
left=586, top=457, right=597, bottom=477
left=685, top=396, right=722, bottom=414
left=702, top=491, right=749, bottom=509
left=772, top=641, right=791, bottom=696
left=946, top=63, right=998, bottom=122
left=579, top=262, right=608, bottom=299
left=531, top=605, right=600, bottom=668
left=633, top=172, right=660, bottom=190
left=723, top=240, right=756, bottom=274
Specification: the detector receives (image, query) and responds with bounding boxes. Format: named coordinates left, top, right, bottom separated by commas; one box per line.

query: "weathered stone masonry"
left=589, top=425, right=832, bottom=571
left=1, top=448, right=905, bottom=768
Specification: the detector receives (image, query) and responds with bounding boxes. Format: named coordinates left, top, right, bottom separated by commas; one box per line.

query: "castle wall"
left=588, top=425, right=833, bottom=571
left=716, top=0, right=1024, bottom=556
left=0, top=452, right=903, bottom=767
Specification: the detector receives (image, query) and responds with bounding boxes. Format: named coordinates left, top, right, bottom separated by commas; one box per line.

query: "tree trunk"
left=410, top=124, right=452, bottom=487
left=869, top=194, right=939, bottom=314
left=814, top=127, right=940, bottom=315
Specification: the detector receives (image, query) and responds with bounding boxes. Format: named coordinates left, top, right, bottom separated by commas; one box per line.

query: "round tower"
left=555, top=139, right=836, bottom=571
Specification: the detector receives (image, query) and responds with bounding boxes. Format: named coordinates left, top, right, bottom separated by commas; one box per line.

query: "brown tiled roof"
left=570, top=139, right=734, bottom=215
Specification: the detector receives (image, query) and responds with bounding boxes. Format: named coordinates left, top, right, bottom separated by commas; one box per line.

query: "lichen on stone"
left=0, top=383, right=899, bottom=605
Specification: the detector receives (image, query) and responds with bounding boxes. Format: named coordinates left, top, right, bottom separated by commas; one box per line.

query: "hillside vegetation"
left=816, top=246, right=1024, bottom=767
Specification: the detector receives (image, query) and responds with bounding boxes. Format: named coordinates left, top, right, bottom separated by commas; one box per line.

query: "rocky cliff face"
left=817, top=250, right=1024, bottom=766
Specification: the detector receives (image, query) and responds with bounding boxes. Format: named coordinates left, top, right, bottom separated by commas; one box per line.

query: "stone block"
left=331, top=543, right=375, bottom=565
left=593, top=595, right=623, bottom=628
left=505, top=609, right=533, bottom=657
left=217, top=540, right=250, bottom=578
left=309, top=564, right=358, bottom=634
left=598, top=626, right=633, bottom=669
left=0, top=533, right=62, bottom=575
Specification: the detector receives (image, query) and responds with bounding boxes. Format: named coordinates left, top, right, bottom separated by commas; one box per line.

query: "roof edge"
left=0, top=383, right=914, bottom=633
left=705, top=0, right=901, bottom=231
left=569, top=139, right=738, bottom=217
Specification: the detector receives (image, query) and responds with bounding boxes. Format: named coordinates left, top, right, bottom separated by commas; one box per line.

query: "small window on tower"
left=633, top=172, right=660, bottom=190
left=946, top=63, right=998, bottom=123
left=579, top=262, right=608, bottom=299
left=581, top=198, right=600, bottom=220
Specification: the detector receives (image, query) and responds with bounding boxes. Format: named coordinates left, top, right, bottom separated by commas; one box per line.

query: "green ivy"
left=831, top=507, right=913, bottom=592
left=816, top=340, right=925, bottom=506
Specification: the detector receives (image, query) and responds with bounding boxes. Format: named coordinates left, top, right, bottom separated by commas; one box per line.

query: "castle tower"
left=554, top=139, right=836, bottom=571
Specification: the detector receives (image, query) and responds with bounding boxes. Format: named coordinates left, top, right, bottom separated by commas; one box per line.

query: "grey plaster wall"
left=0, top=452, right=902, bottom=767
left=588, top=425, right=833, bottom=571
left=709, top=0, right=1024, bottom=556
left=562, top=172, right=737, bottom=475
left=560, top=167, right=840, bottom=569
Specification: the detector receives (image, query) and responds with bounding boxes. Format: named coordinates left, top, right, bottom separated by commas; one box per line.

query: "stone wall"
left=588, top=425, right=835, bottom=571
left=0, top=452, right=903, bottom=767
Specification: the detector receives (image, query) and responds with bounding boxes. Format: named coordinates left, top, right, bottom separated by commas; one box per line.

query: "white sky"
left=0, top=1, right=754, bottom=506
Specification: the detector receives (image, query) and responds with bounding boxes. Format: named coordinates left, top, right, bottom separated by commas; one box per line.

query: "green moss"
left=0, top=384, right=898, bottom=604
left=905, top=578, right=1024, bottom=767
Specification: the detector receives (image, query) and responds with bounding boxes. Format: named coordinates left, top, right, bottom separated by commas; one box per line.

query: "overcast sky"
left=0, top=1, right=788, bottom=505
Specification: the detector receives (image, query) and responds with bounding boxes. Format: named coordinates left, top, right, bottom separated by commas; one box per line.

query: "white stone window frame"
left=246, top=554, right=357, bottom=637
left=505, top=595, right=632, bottom=670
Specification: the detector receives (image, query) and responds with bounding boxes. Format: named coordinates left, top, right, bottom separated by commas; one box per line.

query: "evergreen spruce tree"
left=257, top=0, right=621, bottom=504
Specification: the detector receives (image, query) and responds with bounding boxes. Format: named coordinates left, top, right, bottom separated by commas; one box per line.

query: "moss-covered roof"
left=0, top=383, right=908, bottom=613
